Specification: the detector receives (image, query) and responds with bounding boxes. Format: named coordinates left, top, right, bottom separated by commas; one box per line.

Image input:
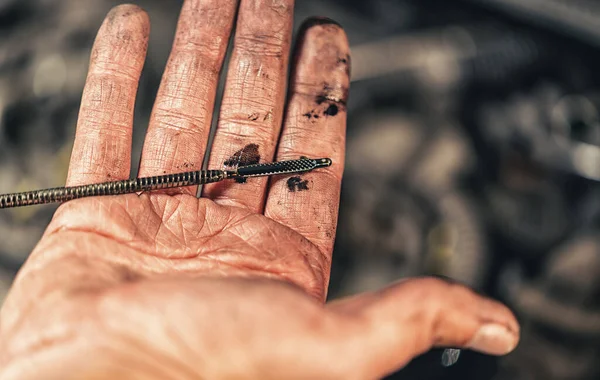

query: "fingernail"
left=466, top=324, right=518, bottom=355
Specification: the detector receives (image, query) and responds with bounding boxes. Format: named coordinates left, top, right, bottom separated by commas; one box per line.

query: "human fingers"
left=264, top=18, right=349, bottom=283
left=66, top=5, right=149, bottom=186
left=201, top=0, right=295, bottom=210
left=137, top=0, right=238, bottom=195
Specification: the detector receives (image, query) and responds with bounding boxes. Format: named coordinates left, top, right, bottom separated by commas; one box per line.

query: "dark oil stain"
left=302, top=109, right=320, bottom=120
left=287, top=177, right=309, bottom=192
left=315, top=82, right=349, bottom=110
left=121, top=9, right=135, bottom=18
left=224, top=143, right=261, bottom=183
left=324, top=104, right=338, bottom=117
left=337, top=54, right=350, bottom=65
left=316, top=83, right=335, bottom=105
left=248, top=113, right=260, bottom=121
left=223, top=144, right=260, bottom=166
left=177, top=162, right=194, bottom=170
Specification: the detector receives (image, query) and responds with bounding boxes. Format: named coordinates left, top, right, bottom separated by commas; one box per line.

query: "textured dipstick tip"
left=316, top=158, right=332, bottom=168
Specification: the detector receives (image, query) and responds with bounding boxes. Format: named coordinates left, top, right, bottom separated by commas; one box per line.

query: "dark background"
left=1, top=0, right=599, bottom=379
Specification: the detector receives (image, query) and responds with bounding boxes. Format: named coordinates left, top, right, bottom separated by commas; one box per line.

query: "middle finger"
left=138, top=0, right=238, bottom=195
left=202, top=0, right=295, bottom=211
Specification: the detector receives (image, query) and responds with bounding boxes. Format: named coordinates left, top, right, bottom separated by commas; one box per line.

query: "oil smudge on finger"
left=287, top=176, right=310, bottom=192
left=223, top=143, right=260, bottom=183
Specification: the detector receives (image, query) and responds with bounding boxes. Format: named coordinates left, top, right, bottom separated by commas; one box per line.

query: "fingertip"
left=90, top=3, right=151, bottom=71
left=297, top=15, right=349, bottom=46
left=100, top=4, right=150, bottom=41
left=106, top=3, right=149, bottom=22
left=295, top=15, right=350, bottom=57
left=298, top=16, right=344, bottom=32
left=291, top=16, right=351, bottom=106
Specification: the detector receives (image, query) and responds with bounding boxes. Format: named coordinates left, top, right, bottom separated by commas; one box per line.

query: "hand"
left=0, top=2, right=520, bottom=379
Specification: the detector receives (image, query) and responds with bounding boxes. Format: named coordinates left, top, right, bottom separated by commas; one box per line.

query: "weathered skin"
left=0, top=2, right=520, bottom=379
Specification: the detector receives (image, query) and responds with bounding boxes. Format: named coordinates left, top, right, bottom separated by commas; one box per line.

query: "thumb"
left=327, top=277, right=520, bottom=379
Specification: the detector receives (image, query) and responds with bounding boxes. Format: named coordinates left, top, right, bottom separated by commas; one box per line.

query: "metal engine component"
left=332, top=108, right=488, bottom=298
left=497, top=234, right=600, bottom=380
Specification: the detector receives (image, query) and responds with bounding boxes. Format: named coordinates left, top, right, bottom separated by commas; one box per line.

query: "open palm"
left=0, top=2, right=519, bottom=379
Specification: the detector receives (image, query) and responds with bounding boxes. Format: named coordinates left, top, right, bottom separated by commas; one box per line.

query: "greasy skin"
left=0, top=2, right=520, bottom=380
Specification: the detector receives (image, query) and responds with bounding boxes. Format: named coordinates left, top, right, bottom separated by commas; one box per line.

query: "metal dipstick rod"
left=0, top=158, right=332, bottom=209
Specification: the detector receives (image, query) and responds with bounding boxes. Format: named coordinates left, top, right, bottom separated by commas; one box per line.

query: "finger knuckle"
left=109, top=3, right=146, bottom=17
left=172, top=40, right=224, bottom=68
left=218, top=111, right=278, bottom=135
left=90, top=62, right=139, bottom=83
left=234, top=34, right=286, bottom=57
left=152, top=107, right=205, bottom=135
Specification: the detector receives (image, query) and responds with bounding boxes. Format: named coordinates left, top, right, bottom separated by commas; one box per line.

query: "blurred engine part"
left=350, top=23, right=541, bottom=87
left=473, top=84, right=600, bottom=181
left=332, top=106, right=488, bottom=297
left=464, top=0, right=600, bottom=48
left=464, top=80, right=600, bottom=254
left=336, top=181, right=489, bottom=293
left=497, top=233, right=600, bottom=380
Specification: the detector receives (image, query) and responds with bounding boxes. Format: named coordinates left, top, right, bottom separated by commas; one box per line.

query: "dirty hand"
left=0, top=2, right=519, bottom=379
